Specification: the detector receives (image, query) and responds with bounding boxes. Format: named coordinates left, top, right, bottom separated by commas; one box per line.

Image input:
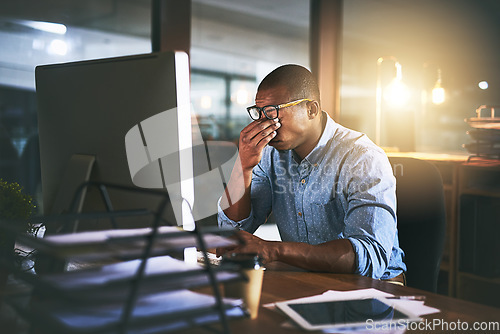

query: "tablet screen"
left=287, top=298, right=410, bottom=326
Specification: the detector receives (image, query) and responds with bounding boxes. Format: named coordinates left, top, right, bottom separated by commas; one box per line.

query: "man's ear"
left=307, top=100, right=321, bottom=119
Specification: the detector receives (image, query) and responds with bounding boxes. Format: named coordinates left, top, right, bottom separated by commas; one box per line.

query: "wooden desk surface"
left=193, top=262, right=500, bottom=333
left=385, top=151, right=469, bottom=163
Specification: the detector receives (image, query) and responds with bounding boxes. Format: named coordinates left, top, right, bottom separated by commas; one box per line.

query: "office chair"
left=389, top=157, right=446, bottom=293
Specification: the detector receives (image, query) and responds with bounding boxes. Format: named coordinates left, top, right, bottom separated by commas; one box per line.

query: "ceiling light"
left=15, top=19, right=67, bottom=35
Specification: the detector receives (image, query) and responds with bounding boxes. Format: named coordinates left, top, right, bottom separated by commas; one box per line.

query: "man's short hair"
left=258, top=64, right=321, bottom=105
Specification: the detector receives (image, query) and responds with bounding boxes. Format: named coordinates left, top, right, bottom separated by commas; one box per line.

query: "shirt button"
left=298, top=212, right=302, bottom=217
left=301, top=179, right=306, bottom=184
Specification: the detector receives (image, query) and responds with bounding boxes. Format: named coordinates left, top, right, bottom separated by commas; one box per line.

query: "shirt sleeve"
left=217, top=157, right=274, bottom=233
left=341, top=148, right=397, bottom=279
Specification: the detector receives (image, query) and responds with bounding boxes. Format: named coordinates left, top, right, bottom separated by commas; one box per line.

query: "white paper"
left=263, top=288, right=392, bottom=310
left=33, top=289, right=243, bottom=331
left=43, top=226, right=183, bottom=245
left=38, top=226, right=237, bottom=260
left=381, top=298, right=439, bottom=317
left=42, top=255, right=200, bottom=289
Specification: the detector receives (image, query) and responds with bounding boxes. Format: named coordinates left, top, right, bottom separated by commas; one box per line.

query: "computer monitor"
left=35, top=52, right=196, bottom=233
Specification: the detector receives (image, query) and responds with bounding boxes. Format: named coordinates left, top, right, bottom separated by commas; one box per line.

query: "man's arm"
left=218, top=148, right=396, bottom=277
left=218, top=230, right=356, bottom=273
left=342, top=149, right=398, bottom=278
left=220, top=118, right=280, bottom=221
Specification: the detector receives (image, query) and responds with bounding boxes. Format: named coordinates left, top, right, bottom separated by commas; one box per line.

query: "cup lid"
left=222, top=253, right=263, bottom=269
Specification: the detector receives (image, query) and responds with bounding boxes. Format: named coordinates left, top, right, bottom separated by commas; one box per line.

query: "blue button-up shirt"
left=218, top=113, right=406, bottom=279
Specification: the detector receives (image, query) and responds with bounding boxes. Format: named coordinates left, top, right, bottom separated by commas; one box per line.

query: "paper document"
left=41, top=255, right=201, bottom=289
left=32, top=288, right=243, bottom=332
left=43, top=226, right=184, bottom=244
left=33, top=227, right=237, bottom=260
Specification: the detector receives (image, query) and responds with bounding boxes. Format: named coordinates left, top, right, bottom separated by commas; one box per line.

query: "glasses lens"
left=263, top=106, right=278, bottom=119
left=248, top=107, right=261, bottom=120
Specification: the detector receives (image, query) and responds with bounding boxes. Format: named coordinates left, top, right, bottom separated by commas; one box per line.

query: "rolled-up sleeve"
left=342, top=149, right=397, bottom=279
left=217, top=160, right=273, bottom=233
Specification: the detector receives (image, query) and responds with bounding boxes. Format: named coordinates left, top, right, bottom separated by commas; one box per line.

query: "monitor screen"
left=35, top=52, right=195, bottom=233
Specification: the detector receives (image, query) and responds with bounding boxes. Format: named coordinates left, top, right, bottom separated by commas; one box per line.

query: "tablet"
left=275, top=297, right=421, bottom=331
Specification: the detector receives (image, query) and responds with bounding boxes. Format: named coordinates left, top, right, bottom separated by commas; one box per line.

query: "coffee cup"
left=223, top=253, right=264, bottom=319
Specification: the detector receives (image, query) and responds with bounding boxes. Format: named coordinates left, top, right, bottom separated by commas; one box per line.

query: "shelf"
left=16, top=255, right=241, bottom=300
left=0, top=182, right=245, bottom=334
left=17, top=225, right=237, bottom=261
left=4, top=226, right=245, bottom=334
left=27, top=289, right=244, bottom=334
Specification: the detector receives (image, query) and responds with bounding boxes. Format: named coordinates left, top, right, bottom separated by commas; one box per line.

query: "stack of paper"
left=36, top=255, right=240, bottom=303
left=32, top=288, right=244, bottom=333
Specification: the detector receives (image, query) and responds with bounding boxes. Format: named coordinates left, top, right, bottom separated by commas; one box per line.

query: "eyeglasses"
left=246, top=98, right=312, bottom=120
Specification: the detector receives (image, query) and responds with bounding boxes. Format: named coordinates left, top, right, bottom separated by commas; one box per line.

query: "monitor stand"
left=47, top=154, right=96, bottom=232
left=36, top=154, right=95, bottom=274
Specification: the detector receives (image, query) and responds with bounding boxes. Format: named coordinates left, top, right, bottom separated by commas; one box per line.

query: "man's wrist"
left=268, top=240, right=283, bottom=263
left=240, top=164, right=255, bottom=175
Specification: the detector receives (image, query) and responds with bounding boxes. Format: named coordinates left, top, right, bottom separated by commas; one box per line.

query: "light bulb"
left=432, top=85, right=445, bottom=104
left=432, top=68, right=445, bottom=104
left=384, top=78, right=410, bottom=107
left=478, top=81, right=489, bottom=90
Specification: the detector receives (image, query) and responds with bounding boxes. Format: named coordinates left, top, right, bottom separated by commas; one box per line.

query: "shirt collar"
left=302, top=111, right=338, bottom=166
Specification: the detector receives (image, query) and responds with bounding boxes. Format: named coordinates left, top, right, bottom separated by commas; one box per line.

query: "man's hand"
left=238, top=118, right=281, bottom=171
left=216, top=230, right=279, bottom=264
left=220, top=118, right=280, bottom=222
left=217, top=230, right=357, bottom=273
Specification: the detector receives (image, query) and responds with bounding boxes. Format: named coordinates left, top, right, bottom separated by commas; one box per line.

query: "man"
left=217, top=64, right=406, bottom=281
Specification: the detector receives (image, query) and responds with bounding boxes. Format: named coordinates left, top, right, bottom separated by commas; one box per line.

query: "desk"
left=194, top=262, right=500, bottom=334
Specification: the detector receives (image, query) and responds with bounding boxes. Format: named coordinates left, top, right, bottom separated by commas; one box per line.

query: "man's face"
left=254, top=86, right=312, bottom=152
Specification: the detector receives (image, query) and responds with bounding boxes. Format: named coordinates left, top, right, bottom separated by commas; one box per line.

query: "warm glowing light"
left=432, top=76, right=445, bottom=105
left=384, top=78, right=410, bottom=107
left=200, top=95, right=212, bottom=109
left=235, top=87, right=250, bottom=105
left=478, top=81, right=489, bottom=90
left=382, top=61, right=410, bottom=107
left=376, top=57, right=409, bottom=145
left=47, top=39, right=68, bottom=56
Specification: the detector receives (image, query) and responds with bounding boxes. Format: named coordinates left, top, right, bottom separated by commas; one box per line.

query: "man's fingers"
left=244, top=119, right=279, bottom=140
left=242, top=121, right=280, bottom=147
left=256, top=130, right=277, bottom=149
left=241, top=118, right=276, bottom=133
left=216, top=245, right=236, bottom=257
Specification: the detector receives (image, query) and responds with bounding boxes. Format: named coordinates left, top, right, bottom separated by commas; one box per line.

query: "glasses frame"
left=246, top=98, right=312, bottom=120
